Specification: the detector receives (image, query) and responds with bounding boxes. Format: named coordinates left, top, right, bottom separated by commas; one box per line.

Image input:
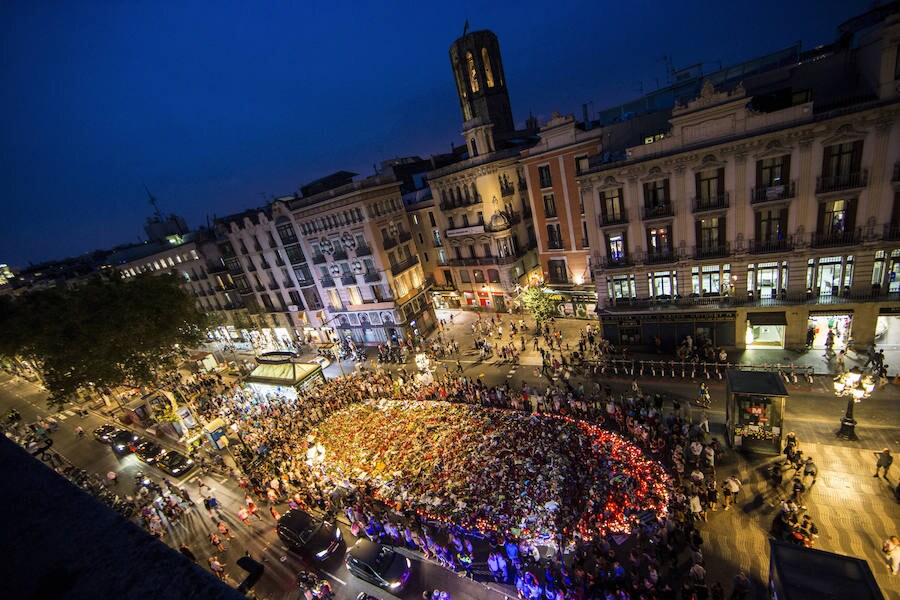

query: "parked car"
left=345, top=539, right=411, bottom=592
left=277, top=509, right=343, bottom=559
left=109, top=429, right=139, bottom=455
left=134, top=439, right=165, bottom=464
left=155, top=450, right=195, bottom=476
left=93, top=424, right=117, bottom=443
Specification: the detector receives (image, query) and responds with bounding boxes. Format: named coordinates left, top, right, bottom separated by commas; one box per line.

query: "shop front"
left=546, top=288, right=599, bottom=319
left=599, top=310, right=736, bottom=350
left=875, top=306, right=900, bottom=349
left=725, top=370, right=788, bottom=455
left=807, top=310, right=852, bottom=350
left=745, top=312, right=787, bottom=349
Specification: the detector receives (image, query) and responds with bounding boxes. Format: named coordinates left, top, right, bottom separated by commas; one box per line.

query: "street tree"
left=520, top=286, right=557, bottom=326
left=0, top=273, right=210, bottom=409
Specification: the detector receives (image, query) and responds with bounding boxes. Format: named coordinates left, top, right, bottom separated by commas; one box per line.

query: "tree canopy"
left=0, top=273, right=210, bottom=408
left=520, top=286, right=558, bottom=325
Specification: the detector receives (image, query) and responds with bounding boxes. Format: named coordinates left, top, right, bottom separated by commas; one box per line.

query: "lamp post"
left=834, top=367, right=874, bottom=441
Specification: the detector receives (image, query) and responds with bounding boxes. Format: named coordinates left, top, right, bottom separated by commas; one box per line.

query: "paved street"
left=2, top=309, right=900, bottom=599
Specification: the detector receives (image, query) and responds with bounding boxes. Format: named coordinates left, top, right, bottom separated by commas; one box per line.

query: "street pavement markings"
left=322, top=571, right=346, bottom=585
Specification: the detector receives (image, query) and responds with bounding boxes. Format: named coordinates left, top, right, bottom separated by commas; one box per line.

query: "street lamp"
left=834, top=367, right=875, bottom=440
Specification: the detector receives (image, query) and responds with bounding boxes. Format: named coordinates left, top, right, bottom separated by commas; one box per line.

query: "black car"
left=345, top=539, right=411, bottom=592
left=93, top=424, right=118, bottom=442
left=156, top=450, right=195, bottom=477
left=109, top=429, right=139, bottom=455
left=277, top=509, right=343, bottom=560
left=134, top=439, right=165, bottom=464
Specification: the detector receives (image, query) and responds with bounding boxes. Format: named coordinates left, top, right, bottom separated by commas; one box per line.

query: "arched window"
left=466, top=52, right=479, bottom=93
left=482, top=48, right=495, bottom=88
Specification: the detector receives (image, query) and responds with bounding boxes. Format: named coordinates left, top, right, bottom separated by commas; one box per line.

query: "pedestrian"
left=883, top=535, right=900, bottom=575
left=204, top=492, right=222, bottom=518
left=802, top=457, right=818, bottom=486
left=269, top=505, right=281, bottom=523
left=209, top=531, right=225, bottom=552
left=723, top=475, right=741, bottom=510
left=74, top=425, right=84, bottom=438
left=179, top=543, right=197, bottom=562
left=208, top=556, right=226, bottom=580
left=836, top=349, right=846, bottom=373
left=178, top=486, right=196, bottom=506
left=246, top=495, right=263, bottom=520
left=874, top=448, right=893, bottom=479
left=238, top=506, right=252, bottom=525
left=106, top=471, right=118, bottom=485
left=731, top=570, right=751, bottom=599
left=217, top=521, right=235, bottom=541
left=196, top=476, right=212, bottom=494
left=791, top=477, right=806, bottom=510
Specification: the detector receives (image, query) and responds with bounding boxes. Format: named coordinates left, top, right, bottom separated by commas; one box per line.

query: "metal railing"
left=320, top=277, right=335, bottom=288
left=643, top=249, right=679, bottom=265
left=693, top=243, right=731, bottom=259
left=748, top=239, right=793, bottom=254
left=751, top=180, right=796, bottom=204
left=582, top=358, right=815, bottom=381
left=599, top=212, right=628, bottom=227
left=692, top=192, right=729, bottom=213
left=883, top=224, right=900, bottom=241
left=642, top=203, right=674, bottom=219
left=604, top=289, right=900, bottom=310
left=364, top=272, right=381, bottom=283
left=815, top=170, right=868, bottom=194
left=809, top=229, right=860, bottom=248
left=390, top=255, right=420, bottom=276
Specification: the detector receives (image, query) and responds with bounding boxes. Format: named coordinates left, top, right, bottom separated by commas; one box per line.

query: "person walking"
left=874, top=448, right=893, bottom=479
left=209, top=531, right=225, bottom=552
left=196, top=475, right=212, bottom=494
left=802, top=457, right=818, bottom=487
left=883, top=536, right=900, bottom=575
left=208, top=556, right=227, bottom=580
left=217, top=521, right=235, bottom=541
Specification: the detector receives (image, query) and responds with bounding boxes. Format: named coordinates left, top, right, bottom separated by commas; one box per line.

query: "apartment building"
left=577, top=8, right=900, bottom=351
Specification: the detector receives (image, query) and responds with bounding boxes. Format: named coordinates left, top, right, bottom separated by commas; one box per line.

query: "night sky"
left=0, top=0, right=867, bottom=268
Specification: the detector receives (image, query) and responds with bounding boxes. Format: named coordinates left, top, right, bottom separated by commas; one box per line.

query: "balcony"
left=810, top=229, right=860, bottom=248
left=268, top=282, right=280, bottom=290
left=312, top=254, right=327, bottom=264
left=332, top=249, right=348, bottom=261
left=254, top=284, right=265, bottom=292
left=355, top=245, right=372, bottom=256
left=390, top=255, right=420, bottom=276
left=398, top=231, right=412, bottom=243
left=643, top=249, right=679, bottom=265
left=547, top=275, right=570, bottom=285
left=604, top=289, right=900, bottom=311
left=603, top=255, right=632, bottom=269
left=500, top=183, right=516, bottom=197
left=884, top=224, right=900, bottom=241
left=599, top=212, right=629, bottom=227
left=751, top=180, right=796, bottom=204
left=692, top=192, right=729, bottom=213
left=320, top=277, right=335, bottom=288
left=382, top=237, right=398, bottom=250
left=341, top=275, right=357, bottom=286
left=693, top=243, right=731, bottom=260
left=748, top=239, right=793, bottom=254
left=815, top=170, right=868, bottom=194
left=364, top=271, right=381, bottom=283
left=485, top=212, right=521, bottom=233
left=641, top=203, right=674, bottom=220
left=206, top=262, right=228, bottom=274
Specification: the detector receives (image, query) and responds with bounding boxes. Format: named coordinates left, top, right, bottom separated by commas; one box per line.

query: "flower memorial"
left=304, top=399, right=668, bottom=541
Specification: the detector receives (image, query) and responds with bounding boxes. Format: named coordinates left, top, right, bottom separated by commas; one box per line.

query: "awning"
left=245, top=362, right=322, bottom=386
left=747, top=311, right=787, bottom=326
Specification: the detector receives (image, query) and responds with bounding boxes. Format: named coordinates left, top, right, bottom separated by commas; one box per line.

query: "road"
left=0, top=372, right=508, bottom=600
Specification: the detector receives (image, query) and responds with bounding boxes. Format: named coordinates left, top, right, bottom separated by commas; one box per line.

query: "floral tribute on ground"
left=304, top=399, right=669, bottom=542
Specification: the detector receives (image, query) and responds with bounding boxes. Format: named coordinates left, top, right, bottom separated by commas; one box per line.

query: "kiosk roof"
left=725, top=370, right=789, bottom=396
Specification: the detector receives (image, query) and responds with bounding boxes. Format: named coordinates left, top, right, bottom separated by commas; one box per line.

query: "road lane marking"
left=322, top=571, right=346, bottom=585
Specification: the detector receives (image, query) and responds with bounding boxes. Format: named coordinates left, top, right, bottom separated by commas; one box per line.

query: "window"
left=601, top=188, right=625, bottom=222
left=538, top=165, right=552, bottom=189
left=412, top=214, right=419, bottom=225
left=607, top=233, right=626, bottom=261
left=757, top=155, right=790, bottom=188
left=643, top=179, right=669, bottom=208
left=459, top=270, right=471, bottom=283
left=473, top=269, right=485, bottom=283
left=488, top=269, right=501, bottom=283
left=347, top=286, right=363, bottom=305
left=482, top=48, right=495, bottom=87
left=608, top=275, right=636, bottom=299
left=288, top=290, right=304, bottom=309
left=647, top=226, right=670, bottom=254
left=428, top=212, right=436, bottom=227
left=873, top=250, right=886, bottom=287
left=466, top=51, right=479, bottom=92
left=649, top=271, right=677, bottom=298
left=819, top=199, right=856, bottom=235
left=543, top=194, right=557, bottom=218
left=756, top=208, right=787, bottom=243
left=575, top=156, right=589, bottom=175
left=233, top=274, right=250, bottom=293
left=822, top=141, right=862, bottom=178
left=582, top=221, right=589, bottom=248
left=696, top=168, right=724, bottom=201
left=482, top=243, right=492, bottom=257
left=476, top=211, right=484, bottom=225
left=432, top=230, right=442, bottom=246
left=302, top=287, right=323, bottom=310
left=293, top=264, right=312, bottom=284
left=548, top=259, right=567, bottom=283
left=692, top=265, right=722, bottom=295
left=697, top=217, right=724, bottom=249
left=328, top=289, right=342, bottom=310
left=448, top=216, right=455, bottom=229
left=284, top=244, right=305, bottom=265
left=546, top=223, right=563, bottom=249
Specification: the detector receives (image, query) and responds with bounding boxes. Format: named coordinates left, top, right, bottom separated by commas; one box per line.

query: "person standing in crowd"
left=179, top=543, right=197, bottom=562
left=875, top=448, right=893, bottom=479
left=802, top=457, right=818, bottom=487
left=884, top=536, right=900, bottom=575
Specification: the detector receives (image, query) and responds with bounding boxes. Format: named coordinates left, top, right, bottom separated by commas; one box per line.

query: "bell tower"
left=449, top=29, right=515, bottom=155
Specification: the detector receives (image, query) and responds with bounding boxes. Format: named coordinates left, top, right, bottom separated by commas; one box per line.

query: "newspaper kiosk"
left=725, top=370, right=788, bottom=455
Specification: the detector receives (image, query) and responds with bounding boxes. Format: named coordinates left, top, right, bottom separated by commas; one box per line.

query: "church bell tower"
left=449, top=29, right=515, bottom=155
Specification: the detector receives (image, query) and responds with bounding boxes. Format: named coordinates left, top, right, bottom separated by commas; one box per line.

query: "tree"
left=0, top=273, right=210, bottom=409
left=520, top=286, right=558, bottom=326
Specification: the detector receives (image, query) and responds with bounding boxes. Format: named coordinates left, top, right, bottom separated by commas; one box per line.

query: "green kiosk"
left=725, top=370, right=788, bottom=455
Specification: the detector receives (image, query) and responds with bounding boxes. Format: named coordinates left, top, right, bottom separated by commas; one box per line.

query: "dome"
left=489, top=212, right=510, bottom=230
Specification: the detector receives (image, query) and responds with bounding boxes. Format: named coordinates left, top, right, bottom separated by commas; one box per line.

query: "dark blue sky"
left=0, top=0, right=867, bottom=267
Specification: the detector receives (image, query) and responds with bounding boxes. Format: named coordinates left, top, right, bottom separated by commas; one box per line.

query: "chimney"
left=583, top=104, right=593, bottom=130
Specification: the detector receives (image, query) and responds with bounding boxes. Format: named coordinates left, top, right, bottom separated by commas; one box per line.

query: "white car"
left=311, top=355, right=331, bottom=368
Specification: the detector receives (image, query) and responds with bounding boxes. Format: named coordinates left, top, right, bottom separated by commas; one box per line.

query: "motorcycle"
left=297, top=571, right=334, bottom=600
